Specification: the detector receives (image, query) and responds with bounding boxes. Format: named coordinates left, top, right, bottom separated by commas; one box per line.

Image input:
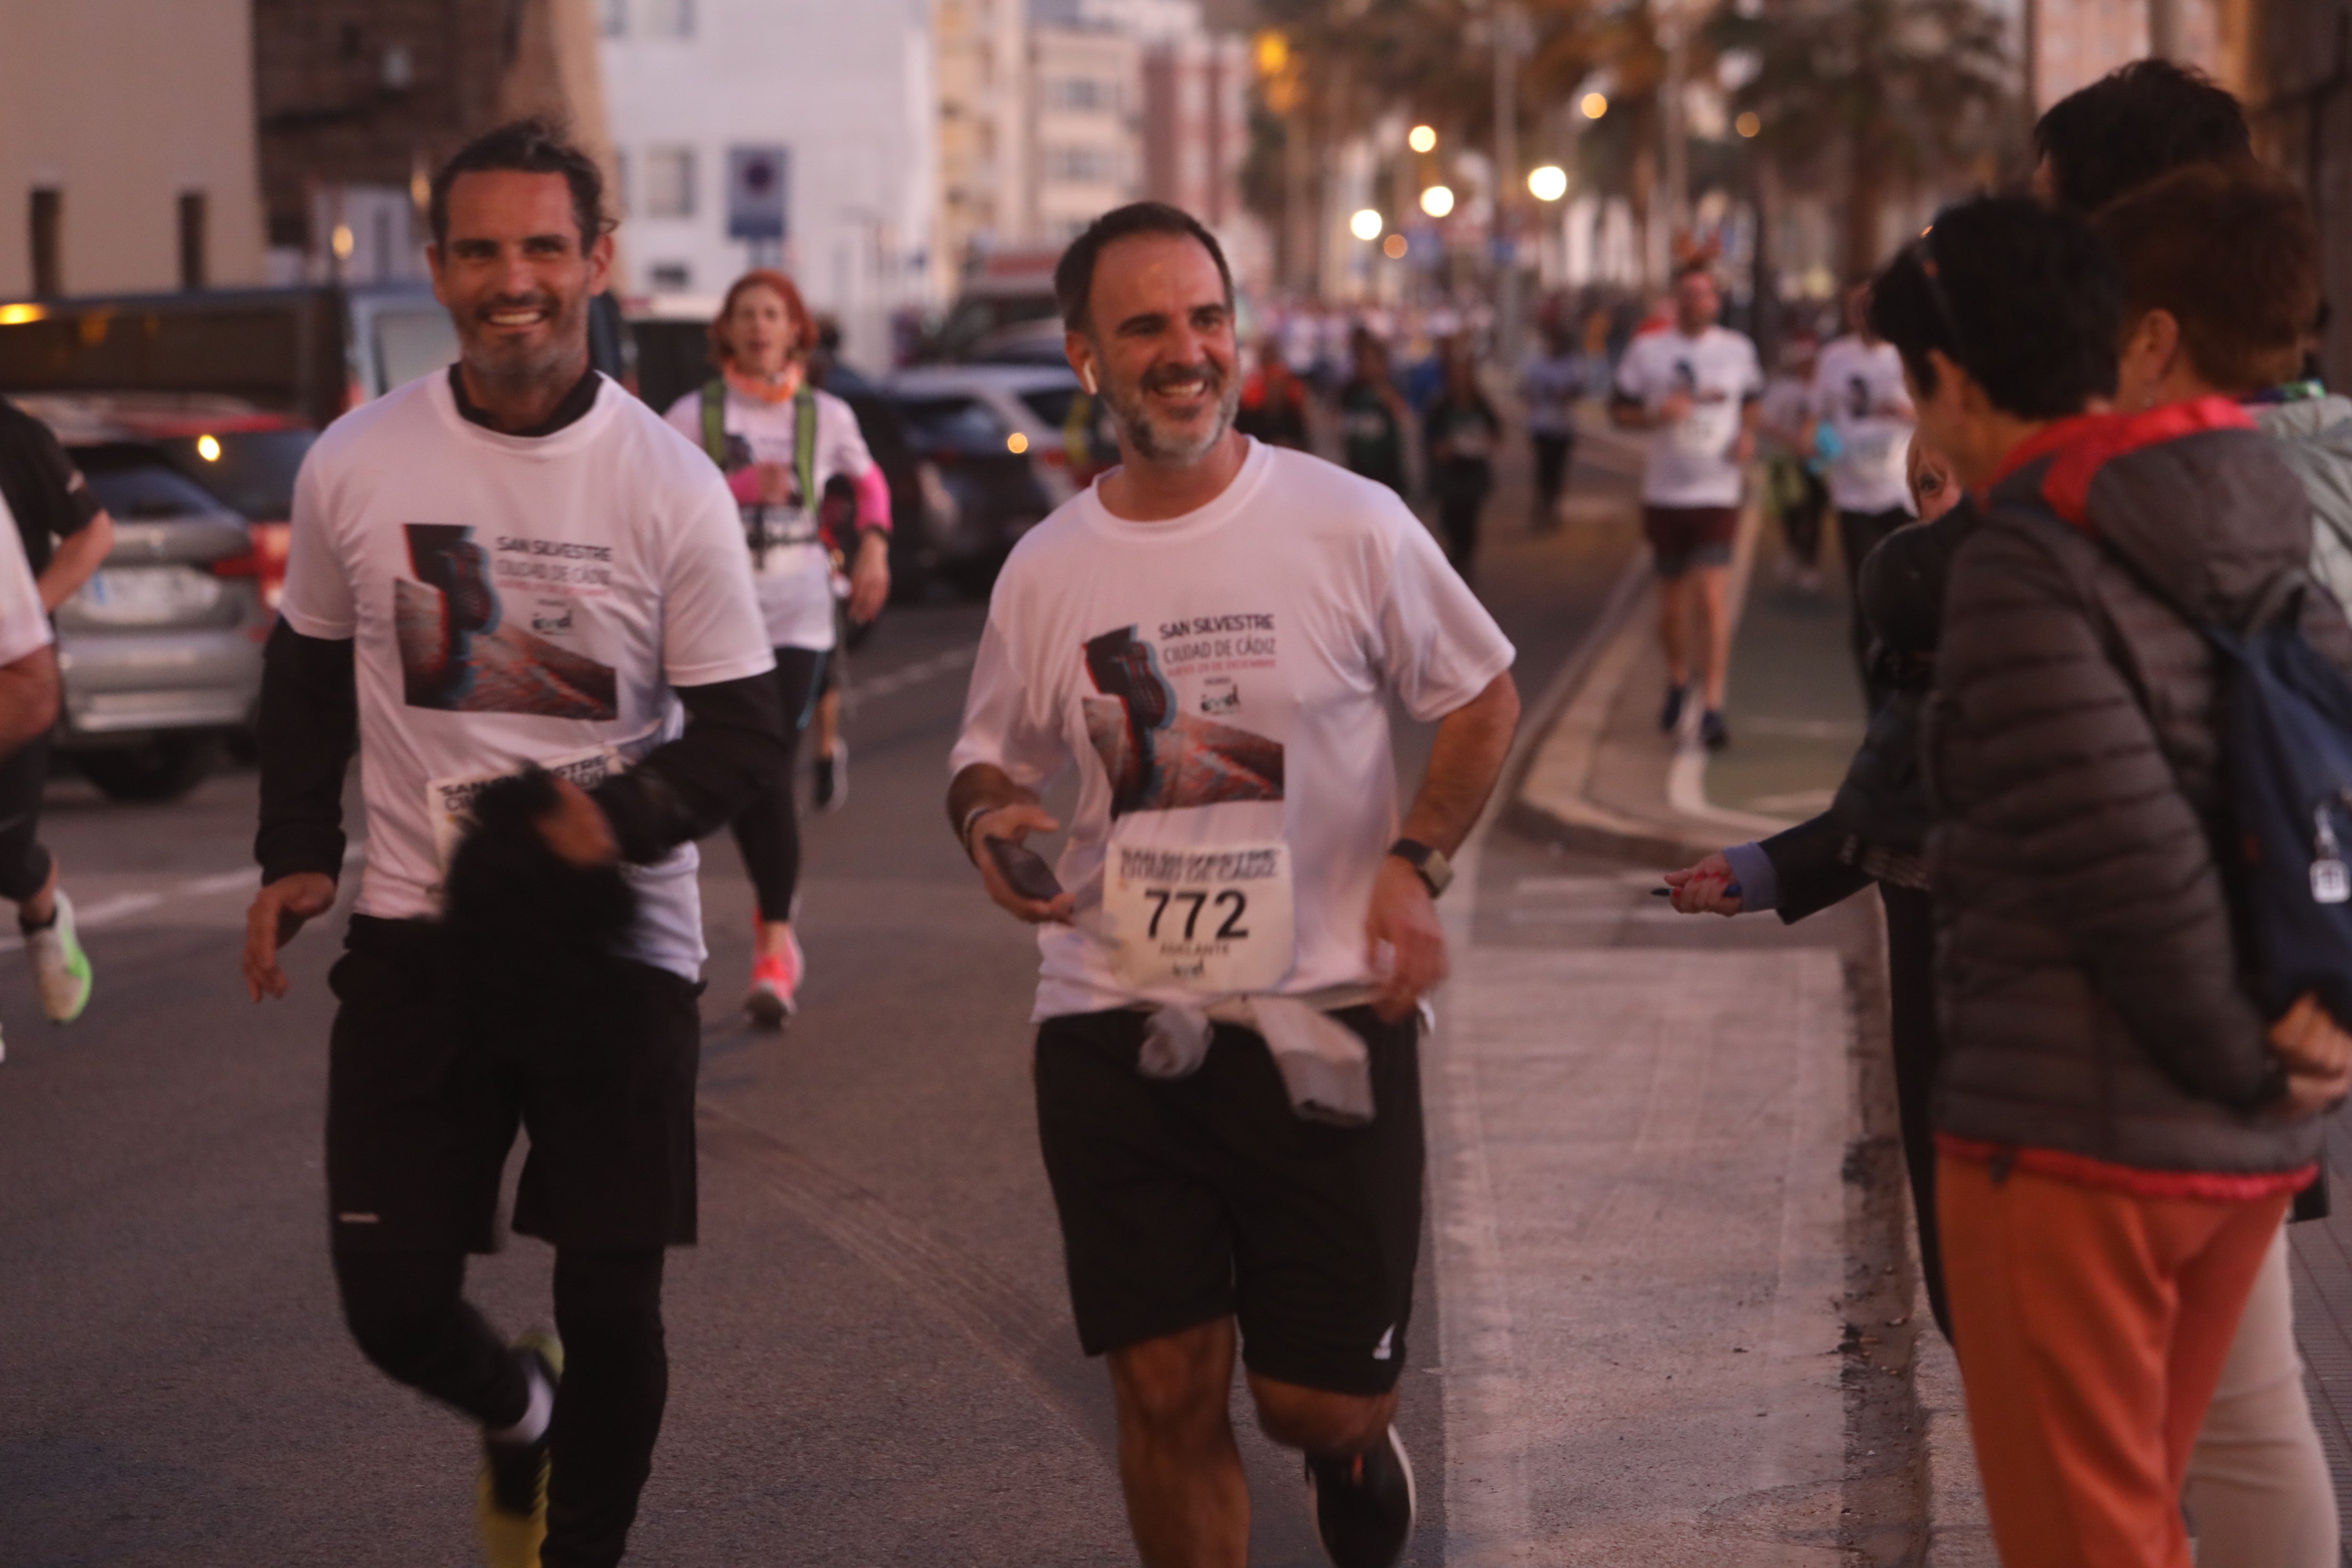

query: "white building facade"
left=600, top=0, right=937, bottom=372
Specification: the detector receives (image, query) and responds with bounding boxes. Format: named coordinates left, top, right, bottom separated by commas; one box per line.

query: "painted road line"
left=0, top=846, right=364, bottom=952
left=845, top=643, right=978, bottom=714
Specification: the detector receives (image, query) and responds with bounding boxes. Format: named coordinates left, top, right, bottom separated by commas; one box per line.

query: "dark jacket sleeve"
left=1935, top=521, right=2278, bottom=1108
left=591, top=670, right=786, bottom=864
left=1759, top=812, right=1873, bottom=924
left=254, top=619, right=358, bottom=884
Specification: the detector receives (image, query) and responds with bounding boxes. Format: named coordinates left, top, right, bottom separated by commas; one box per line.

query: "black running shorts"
left=324, top=915, right=702, bottom=1254
left=1033, top=1005, right=1424, bottom=1396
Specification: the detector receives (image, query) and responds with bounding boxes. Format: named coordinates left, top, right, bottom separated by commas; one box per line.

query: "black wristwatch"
left=1389, top=838, right=1453, bottom=898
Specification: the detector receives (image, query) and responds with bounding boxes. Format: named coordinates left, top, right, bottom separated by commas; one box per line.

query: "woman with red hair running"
left=665, top=270, right=890, bottom=1026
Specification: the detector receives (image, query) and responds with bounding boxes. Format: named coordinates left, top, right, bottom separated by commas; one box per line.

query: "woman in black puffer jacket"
left=1664, top=442, right=1968, bottom=1342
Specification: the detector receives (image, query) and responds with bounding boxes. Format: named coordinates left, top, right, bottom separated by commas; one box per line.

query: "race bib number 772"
left=1104, top=841, right=1296, bottom=994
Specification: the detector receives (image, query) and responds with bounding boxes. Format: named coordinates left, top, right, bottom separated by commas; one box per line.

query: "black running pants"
left=335, top=1246, right=669, bottom=1568
left=1531, top=433, right=1574, bottom=517
left=0, top=732, right=52, bottom=903
left=727, top=646, right=826, bottom=923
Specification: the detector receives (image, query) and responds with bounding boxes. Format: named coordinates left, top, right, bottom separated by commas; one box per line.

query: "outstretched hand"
left=1662, top=852, right=1743, bottom=917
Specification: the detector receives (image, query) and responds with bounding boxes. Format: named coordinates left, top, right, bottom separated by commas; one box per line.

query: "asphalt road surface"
left=0, top=442, right=1635, bottom=1566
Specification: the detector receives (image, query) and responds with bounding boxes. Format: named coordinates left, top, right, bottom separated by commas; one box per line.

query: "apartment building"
left=2, top=0, right=267, bottom=298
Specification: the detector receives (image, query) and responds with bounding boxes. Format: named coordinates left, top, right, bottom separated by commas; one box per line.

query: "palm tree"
left=1714, top=0, right=2014, bottom=282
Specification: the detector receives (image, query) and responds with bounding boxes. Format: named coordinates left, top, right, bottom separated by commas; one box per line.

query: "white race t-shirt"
left=0, top=491, right=53, bottom=668
left=949, top=439, right=1516, bottom=1021
left=1614, top=326, right=1763, bottom=507
left=281, top=371, right=774, bottom=979
left=662, top=383, right=874, bottom=652
left=1811, top=336, right=1916, bottom=516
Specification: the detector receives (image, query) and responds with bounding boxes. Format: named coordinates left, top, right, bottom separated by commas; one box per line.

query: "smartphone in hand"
left=987, top=836, right=1064, bottom=903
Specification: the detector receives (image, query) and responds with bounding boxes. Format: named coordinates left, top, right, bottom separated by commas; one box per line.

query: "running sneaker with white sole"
left=1305, top=1426, right=1417, bottom=1568
left=478, top=1331, right=563, bottom=1568
left=743, top=929, right=805, bottom=1029
left=25, top=889, right=92, bottom=1024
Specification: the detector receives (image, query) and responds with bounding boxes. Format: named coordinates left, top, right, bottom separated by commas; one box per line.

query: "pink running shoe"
left=744, top=933, right=803, bottom=1029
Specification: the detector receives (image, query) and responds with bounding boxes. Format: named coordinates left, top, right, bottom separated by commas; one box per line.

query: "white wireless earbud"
left=1081, top=362, right=1100, bottom=396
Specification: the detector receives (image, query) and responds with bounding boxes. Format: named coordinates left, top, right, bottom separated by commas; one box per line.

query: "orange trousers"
left=1936, top=1154, right=2290, bottom=1568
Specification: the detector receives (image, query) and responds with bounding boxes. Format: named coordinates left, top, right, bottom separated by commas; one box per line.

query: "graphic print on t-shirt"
left=393, top=523, right=617, bottom=718
left=1080, top=622, right=1284, bottom=818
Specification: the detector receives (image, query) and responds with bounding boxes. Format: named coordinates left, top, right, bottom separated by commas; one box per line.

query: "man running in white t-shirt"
left=947, top=202, right=1520, bottom=1568
left=240, top=121, right=781, bottom=1568
left=1807, top=280, right=1917, bottom=706
left=1610, top=260, right=1763, bottom=749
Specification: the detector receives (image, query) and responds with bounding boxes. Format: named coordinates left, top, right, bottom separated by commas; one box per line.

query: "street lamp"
left=1527, top=165, right=1569, bottom=202
left=1383, top=233, right=1409, bottom=259
left=1581, top=92, right=1608, bottom=120
left=1735, top=111, right=1761, bottom=139
left=1408, top=124, right=1438, bottom=154
left=1420, top=185, right=1455, bottom=219
left=1350, top=208, right=1385, bottom=241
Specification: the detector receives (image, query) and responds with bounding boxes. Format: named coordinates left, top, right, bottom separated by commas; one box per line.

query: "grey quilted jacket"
left=1927, top=408, right=2352, bottom=1173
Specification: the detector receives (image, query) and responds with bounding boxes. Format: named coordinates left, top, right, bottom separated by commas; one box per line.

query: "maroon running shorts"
left=1643, top=505, right=1739, bottom=577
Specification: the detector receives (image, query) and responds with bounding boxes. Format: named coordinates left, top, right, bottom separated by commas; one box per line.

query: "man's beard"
left=1104, top=358, right=1240, bottom=464
left=459, top=288, right=587, bottom=394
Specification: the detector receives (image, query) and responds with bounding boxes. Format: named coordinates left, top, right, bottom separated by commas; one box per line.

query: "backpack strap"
left=795, top=389, right=819, bottom=514
left=699, top=379, right=729, bottom=466
left=2243, top=565, right=2311, bottom=639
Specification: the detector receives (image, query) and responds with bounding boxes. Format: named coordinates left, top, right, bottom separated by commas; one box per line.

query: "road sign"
left=727, top=145, right=789, bottom=241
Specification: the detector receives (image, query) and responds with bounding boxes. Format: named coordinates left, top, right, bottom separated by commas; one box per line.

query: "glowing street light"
left=1419, top=184, right=1455, bottom=219
left=1408, top=124, right=1438, bottom=153
left=1350, top=208, right=1385, bottom=242
left=1581, top=92, right=1608, bottom=120
left=1383, top=233, right=1408, bottom=259
left=1527, top=165, right=1569, bottom=202
left=1735, top=111, right=1761, bottom=139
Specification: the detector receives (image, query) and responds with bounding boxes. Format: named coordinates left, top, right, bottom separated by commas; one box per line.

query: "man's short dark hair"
left=2092, top=158, right=2320, bottom=393
left=1671, top=257, right=1716, bottom=286
left=429, top=118, right=612, bottom=252
left=1869, top=195, right=2121, bottom=419
left=1053, top=202, right=1234, bottom=333
left=2034, top=60, right=2250, bottom=214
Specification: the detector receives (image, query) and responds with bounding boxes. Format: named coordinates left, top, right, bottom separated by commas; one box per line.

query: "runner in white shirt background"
left=664, top=269, right=891, bottom=1027
left=946, top=201, right=1520, bottom=1568
left=241, top=121, right=784, bottom=1568
left=1807, top=281, right=1918, bottom=706
left=1609, top=260, right=1763, bottom=750
left=0, top=497, right=62, bottom=1063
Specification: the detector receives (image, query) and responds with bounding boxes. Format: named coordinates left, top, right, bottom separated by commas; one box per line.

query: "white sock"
left=487, top=1359, right=552, bottom=1447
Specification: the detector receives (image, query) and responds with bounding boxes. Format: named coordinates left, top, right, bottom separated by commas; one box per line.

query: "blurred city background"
left=7, top=3, right=2352, bottom=1564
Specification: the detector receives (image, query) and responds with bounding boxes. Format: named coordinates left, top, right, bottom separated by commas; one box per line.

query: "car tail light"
left=213, top=522, right=292, bottom=610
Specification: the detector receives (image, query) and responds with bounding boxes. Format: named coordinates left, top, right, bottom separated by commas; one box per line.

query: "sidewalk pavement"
left=1444, top=428, right=1995, bottom=1564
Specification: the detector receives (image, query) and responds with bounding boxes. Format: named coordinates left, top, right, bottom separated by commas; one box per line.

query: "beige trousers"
left=2183, top=1222, right=2339, bottom=1567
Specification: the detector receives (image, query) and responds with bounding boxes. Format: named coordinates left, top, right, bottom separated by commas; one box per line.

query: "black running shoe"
left=1659, top=683, right=1689, bottom=732
left=1305, top=1427, right=1417, bottom=1567
left=478, top=1333, right=562, bottom=1567
left=1701, top=709, right=1730, bottom=750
